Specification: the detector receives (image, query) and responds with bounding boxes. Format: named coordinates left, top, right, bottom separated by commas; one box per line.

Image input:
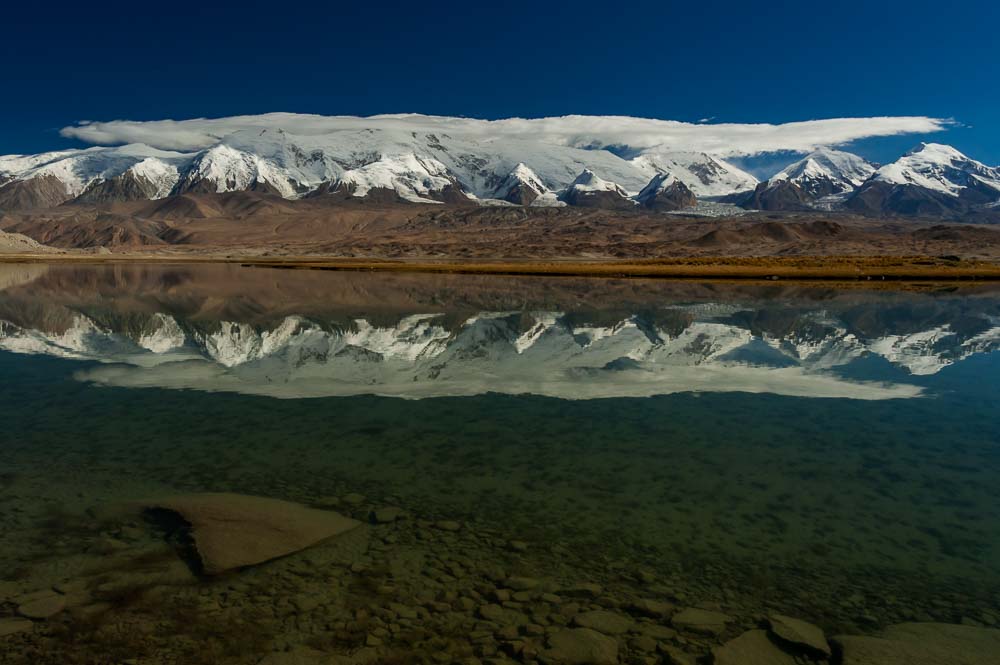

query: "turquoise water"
left=1, top=264, right=998, bottom=662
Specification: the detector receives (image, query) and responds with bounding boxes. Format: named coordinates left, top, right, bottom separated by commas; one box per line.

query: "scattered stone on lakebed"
left=142, top=493, right=361, bottom=575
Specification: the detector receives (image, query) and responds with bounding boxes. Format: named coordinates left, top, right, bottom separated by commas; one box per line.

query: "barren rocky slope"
left=1, top=192, right=999, bottom=261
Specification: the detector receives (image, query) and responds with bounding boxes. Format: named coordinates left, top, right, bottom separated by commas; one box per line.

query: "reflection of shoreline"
left=2, top=263, right=1000, bottom=330
left=3, top=254, right=1000, bottom=282
left=0, top=262, right=48, bottom=291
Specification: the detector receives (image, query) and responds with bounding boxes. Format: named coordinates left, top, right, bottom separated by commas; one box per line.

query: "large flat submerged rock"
left=145, top=493, right=361, bottom=575
left=835, top=622, right=1000, bottom=665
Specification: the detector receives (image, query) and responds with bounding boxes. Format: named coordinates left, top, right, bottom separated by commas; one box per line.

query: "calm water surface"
left=0, top=263, right=998, bottom=663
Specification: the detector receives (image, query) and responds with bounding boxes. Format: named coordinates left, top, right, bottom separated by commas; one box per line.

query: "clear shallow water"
left=1, top=263, right=999, bottom=663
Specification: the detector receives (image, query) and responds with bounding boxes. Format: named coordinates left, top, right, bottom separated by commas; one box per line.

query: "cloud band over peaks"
left=59, top=113, right=951, bottom=156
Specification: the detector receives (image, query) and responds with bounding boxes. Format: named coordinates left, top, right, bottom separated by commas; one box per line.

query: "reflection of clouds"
left=74, top=358, right=922, bottom=401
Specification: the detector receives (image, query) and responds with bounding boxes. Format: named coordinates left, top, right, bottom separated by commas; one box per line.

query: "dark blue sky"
left=4, top=0, right=998, bottom=165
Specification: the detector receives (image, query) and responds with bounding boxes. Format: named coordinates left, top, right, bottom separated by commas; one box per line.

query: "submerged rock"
left=712, top=629, right=797, bottom=665
left=671, top=607, right=732, bottom=635
left=573, top=610, right=634, bottom=635
left=561, top=583, right=603, bottom=599
left=543, top=627, right=619, bottom=664
left=768, top=613, right=831, bottom=656
left=628, top=598, right=674, bottom=618
left=258, top=646, right=353, bottom=664
left=341, top=493, right=366, bottom=506
left=0, top=617, right=34, bottom=637
left=505, top=576, right=540, bottom=591
left=370, top=506, right=405, bottom=524
left=660, top=645, right=696, bottom=665
left=17, top=593, right=66, bottom=620
left=834, top=622, right=1000, bottom=665
left=144, top=493, right=361, bottom=575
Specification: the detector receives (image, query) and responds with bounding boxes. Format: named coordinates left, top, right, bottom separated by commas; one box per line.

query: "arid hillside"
left=2, top=192, right=1000, bottom=261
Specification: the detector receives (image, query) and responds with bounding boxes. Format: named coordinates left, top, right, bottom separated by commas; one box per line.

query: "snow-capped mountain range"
left=0, top=125, right=758, bottom=210
left=0, top=111, right=996, bottom=219
left=743, top=144, right=1000, bottom=216
left=1, top=303, right=997, bottom=400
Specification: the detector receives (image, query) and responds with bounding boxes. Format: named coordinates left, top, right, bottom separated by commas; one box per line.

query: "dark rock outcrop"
left=492, top=164, right=547, bottom=206
left=740, top=181, right=815, bottom=211
left=636, top=174, right=697, bottom=211
left=843, top=181, right=1000, bottom=218
left=559, top=170, right=635, bottom=210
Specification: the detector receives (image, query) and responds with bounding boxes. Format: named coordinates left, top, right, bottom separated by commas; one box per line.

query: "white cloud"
left=59, top=112, right=951, bottom=157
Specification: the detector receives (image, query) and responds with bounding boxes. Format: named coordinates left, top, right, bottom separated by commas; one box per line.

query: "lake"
left=1, top=263, right=998, bottom=663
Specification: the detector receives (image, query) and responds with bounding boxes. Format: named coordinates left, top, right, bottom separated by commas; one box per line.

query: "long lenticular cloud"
left=59, top=113, right=951, bottom=157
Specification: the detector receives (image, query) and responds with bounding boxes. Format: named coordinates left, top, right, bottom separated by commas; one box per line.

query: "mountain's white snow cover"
left=565, top=169, right=630, bottom=195
left=128, top=158, right=182, bottom=198
left=175, top=144, right=295, bottom=197
left=1, top=127, right=752, bottom=201
left=636, top=172, right=680, bottom=197
left=338, top=154, right=461, bottom=203
left=870, top=143, right=1000, bottom=196
left=0, top=144, right=190, bottom=198
left=495, top=163, right=546, bottom=196
left=5, top=305, right=997, bottom=401
left=634, top=173, right=698, bottom=209
left=770, top=148, right=875, bottom=193
left=489, top=163, right=561, bottom=206
left=0, top=113, right=954, bottom=204
left=632, top=152, right=757, bottom=197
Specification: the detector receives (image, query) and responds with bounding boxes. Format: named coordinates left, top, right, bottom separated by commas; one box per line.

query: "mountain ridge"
left=740, top=144, right=1000, bottom=218
left=1, top=123, right=997, bottom=220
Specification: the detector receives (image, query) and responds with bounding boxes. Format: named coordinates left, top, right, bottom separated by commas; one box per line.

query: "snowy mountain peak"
left=173, top=144, right=301, bottom=197
left=636, top=173, right=697, bottom=211
left=559, top=170, right=633, bottom=209
left=770, top=148, right=875, bottom=196
left=338, top=153, right=468, bottom=203
left=906, top=142, right=965, bottom=159
left=567, top=169, right=626, bottom=193
left=631, top=151, right=758, bottom=198
left=0, top=144, right=193, bottom=199
left=491, top=163, right=549, bottom=205
left=871, top=143, right=1000, bottom=197
left=640, top=172, right=678, bottom=192
left=510, top=162, right=543, bottom=185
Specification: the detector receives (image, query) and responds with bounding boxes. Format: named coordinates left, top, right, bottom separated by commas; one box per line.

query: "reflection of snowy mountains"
left=2, top=305, right=998, bottom=400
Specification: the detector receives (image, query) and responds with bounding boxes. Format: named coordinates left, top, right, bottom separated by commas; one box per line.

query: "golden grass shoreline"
left=2, top=253, right=1000, bottom=283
